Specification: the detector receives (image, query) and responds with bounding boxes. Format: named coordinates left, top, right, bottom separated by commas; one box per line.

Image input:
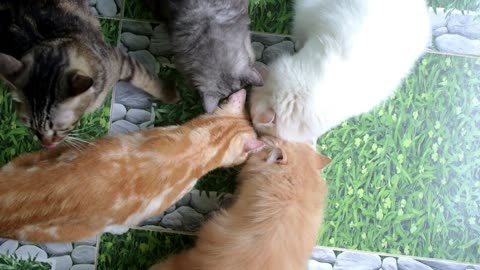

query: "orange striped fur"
left=0, top=89, right=263, bottom=243
left=150, top=136, right=330, bottom=270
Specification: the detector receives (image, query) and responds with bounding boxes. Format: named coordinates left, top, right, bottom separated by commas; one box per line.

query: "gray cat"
left=146, top=0, right=264, bottom=113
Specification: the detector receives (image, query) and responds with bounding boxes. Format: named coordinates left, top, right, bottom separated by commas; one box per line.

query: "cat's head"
left=246, top=136, right=331, bottom=173
left=197, top=61, right=264, bottom=114
left=171, top=0, right=264, bottom=113
left=0, top=45, right=97, bottom=148
left=205, top=89, right=265, bottom=166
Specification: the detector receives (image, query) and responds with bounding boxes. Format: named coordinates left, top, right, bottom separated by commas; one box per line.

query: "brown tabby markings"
left=151, top=137, right=330, bottom=270
left=0, top=90, right=262, bottom=242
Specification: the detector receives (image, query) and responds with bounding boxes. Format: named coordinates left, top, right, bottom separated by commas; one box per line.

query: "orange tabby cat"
left=0, top=89, right=264, bottom=243
left=150, top=136, right=330, bottom=270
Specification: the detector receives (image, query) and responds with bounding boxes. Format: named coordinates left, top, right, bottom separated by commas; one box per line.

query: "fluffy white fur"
left=250, top=0, right=431, bottom=143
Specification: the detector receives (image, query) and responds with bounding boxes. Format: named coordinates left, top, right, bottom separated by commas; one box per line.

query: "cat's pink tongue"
left=43, top=143, right=57, bottom=149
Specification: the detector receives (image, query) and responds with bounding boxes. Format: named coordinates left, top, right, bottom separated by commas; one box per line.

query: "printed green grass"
left=97, top=230, right=196, bottom=270
left=317, top=53, right=480, bottom=263
left=0, top=18, right=117, bottom=166
left=0, top=254, right=52, bottom=270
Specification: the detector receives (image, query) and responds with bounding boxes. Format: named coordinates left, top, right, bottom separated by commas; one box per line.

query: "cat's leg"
left=112, top=48, right=179, bottom=104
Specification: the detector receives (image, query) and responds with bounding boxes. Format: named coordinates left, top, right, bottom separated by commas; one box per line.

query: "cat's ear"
left=266, top=147, right=287, bottom=164
left=241, top=67, right=264, bottom=86
left=68, top=73, right=94, bottom=97
left=244, top=138, right=265, bottom=153
left=203, top=94, right=221, bottom=113
left=253, top=108, right=275, bottom=125
left=315, top=154, right=331, bottom=170
left=0, top=53, right=24, bottom=83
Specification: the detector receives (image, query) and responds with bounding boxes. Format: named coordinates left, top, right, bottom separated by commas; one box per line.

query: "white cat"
left=250, top=0, right=431, bottom=143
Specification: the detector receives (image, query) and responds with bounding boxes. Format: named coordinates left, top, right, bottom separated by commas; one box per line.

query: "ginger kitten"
left=0, top=89, right=263, bottom=243
left=150, top=136, right=330, bottom=270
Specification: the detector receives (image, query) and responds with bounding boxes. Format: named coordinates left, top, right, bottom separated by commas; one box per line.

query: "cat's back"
left=0, top=0, right=101, bottom=57
left=178, top=163, right=325, bottom=270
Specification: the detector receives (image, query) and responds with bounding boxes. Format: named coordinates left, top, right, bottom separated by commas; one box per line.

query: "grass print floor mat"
left=1, top=0, right=480, bottom=269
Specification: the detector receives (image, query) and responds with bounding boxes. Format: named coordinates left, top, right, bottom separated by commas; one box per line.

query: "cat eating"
left=145, top=0, right=264, bottom=113
left=0, top=0, right=179, bottom=148
left=0, top=89, right=263, bottom=243
left=250, top=0, right=431, bottom=143
left=149, top=136, right=330, bottom=270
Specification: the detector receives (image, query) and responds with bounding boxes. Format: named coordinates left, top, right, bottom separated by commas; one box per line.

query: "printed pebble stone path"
left=2, top=6, right=480, bottom=270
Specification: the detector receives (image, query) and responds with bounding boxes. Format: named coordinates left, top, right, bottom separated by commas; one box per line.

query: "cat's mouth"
left=43, top=142, right=59, bottom=149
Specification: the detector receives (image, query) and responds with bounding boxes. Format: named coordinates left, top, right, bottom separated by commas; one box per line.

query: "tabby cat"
left=0, top=89, right=263, bottom=242
left=0, top=0, right=178, bottom=148
left=151, top=136, right=330, bottom=270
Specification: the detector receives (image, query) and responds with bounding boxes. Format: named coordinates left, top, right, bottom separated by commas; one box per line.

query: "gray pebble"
left=190, top=190, right=220, bottom=214
left=50, top=255, right=73, bottom=270
left=111, top=103, right=127, bottom=122
left=176, top=192, right=192, bottom=207
left=128, top=50, right=159, bottom=74
left=418, top=259, right=474, bottom=270
left=447, top=14, right=480, bottom=39
left=89, top=0, right=97, bottom=6
left=334, top=251, right=381, bottom=270
left=251, top=32, right=286, bottom=45
left=126, top=108, right=151, bottom=124
left=435, top=34, right=480, bottom=55
left=114, top=0, right=122, bottom=9
left=75, top=236, right=97, bottom=247
left=311, top=247, right=336, bottom=264
left=89, top=7, right=99, bottom=16
left=109, top=120, right=139, bottom=135
left=308, top=260, right=332, bottom=270
left=0, top=240, right=18, bottom=255
left=114, top=81, right=153, bottom=109
left=429, top=11, right=447, bottom=29
left=262, top=41, right=295, bottom=64
left=161, top=211, right=183, bottom=229
left=121, top=32, right=150, bottom=51
left=96, top=0, right=117, bottom=16
left=252, top=42, right=264, bottom=60
left=138, top=119, right=155, bottom=130
left=15, top=245, right=47, bottom=260
left=176, top=206, right=205, bottom=231
left=382, top=257, right=398, bottom=270
left=71, top=245, right=96, bottom=264
left=397, top=257, right=432, bottom=270
left=122, top=21, right=153, bottom=36
left=433, top=27, right=448, bottom=36
left=139, top=213, right=164, bottom=226
left=39, top=243, right=73, bottom=256
left=149, top=24, right=172, bottom=56
left=71, top=264, right=95, bottom=270
left=157, top=56, right=171, bottom=66
left=165, top=204, right=176, bottom=214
